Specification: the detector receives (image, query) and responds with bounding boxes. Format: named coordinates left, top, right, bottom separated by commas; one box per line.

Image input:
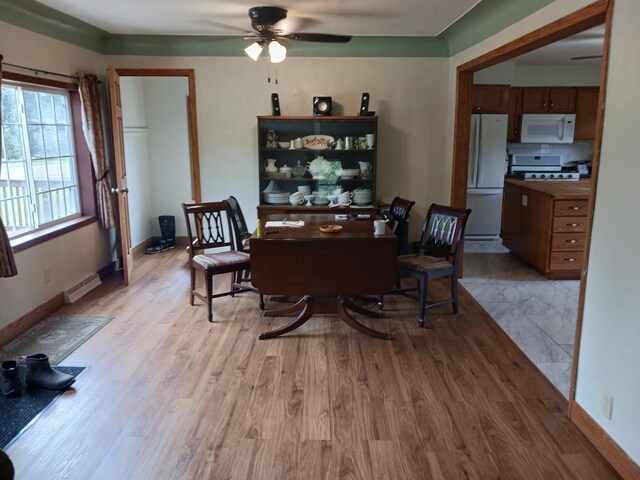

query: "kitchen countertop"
left=504, top=178, right=592, bottom=198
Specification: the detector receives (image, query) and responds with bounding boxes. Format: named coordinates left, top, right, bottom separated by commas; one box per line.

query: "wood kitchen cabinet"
left=522, top=87, right=576, bottom=113
left=501, top=178, right=591, bottom=279
left=574, top=87, right=600, bottom=140
left=471, top=84, right=509, bottom=113
left=506, top=87, right=523, bottom=141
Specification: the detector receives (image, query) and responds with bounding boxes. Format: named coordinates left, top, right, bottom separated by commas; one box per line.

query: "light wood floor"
left=6, top=247, right=620, bottom=479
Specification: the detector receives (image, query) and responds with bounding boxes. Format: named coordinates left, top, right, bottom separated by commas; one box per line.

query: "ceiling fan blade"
left=571, top=55, right=603, bottom=60
left=281, top=33, right=352, bottom=43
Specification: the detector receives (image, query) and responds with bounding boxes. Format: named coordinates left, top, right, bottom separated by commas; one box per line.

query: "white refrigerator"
left=466, top=114, right=508, bottom=239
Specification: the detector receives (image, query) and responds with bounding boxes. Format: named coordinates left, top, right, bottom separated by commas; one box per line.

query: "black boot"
left=145, top=215, right=176, bottom=254
left=1, top=360, right=22, bottom=397
left=25, top=353, right=75, bottom=390
left=159, top=215, right=176, bottom=250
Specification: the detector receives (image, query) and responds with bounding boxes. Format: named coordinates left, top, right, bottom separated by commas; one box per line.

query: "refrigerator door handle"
left=469, top=116, right=480, bottom=187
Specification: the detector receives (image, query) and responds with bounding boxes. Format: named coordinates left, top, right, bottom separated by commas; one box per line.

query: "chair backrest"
left=182, top=202, right=235, bottom=257
left=418, top=204, right=472, bottom=265
left=223, top=196, right=250, bottom=252
left=386, top=196, right=416, bottom=254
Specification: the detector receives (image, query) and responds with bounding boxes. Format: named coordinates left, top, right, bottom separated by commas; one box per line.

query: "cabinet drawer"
left=550, top=251, right=584, bottom=270
left=554, top=200, right=588, bottom=216
left=553, top=216, right=588, bottom=232
left=551, top=232, right=586, bottom=251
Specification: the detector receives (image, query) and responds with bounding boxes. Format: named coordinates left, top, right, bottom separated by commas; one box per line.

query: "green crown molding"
left=0, top=0, right=108, bottom=52
left=441, top=0, right=555, bottom=55
left=104, top=35, right=448, bottom=57
left=1, top=0, right=554, bottom=58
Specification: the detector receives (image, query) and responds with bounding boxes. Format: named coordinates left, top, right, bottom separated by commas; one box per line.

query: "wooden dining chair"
left=383, top=196, right=416, bottom=255
left=396, top=203, right=472, bottom=327
left=223, top=196, right=264, bottom=309
left=377, top=196, right=416, bottom=309
left=182, top=201, right=253, bottom=322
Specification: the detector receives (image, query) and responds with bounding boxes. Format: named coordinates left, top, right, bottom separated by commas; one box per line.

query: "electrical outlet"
left=521, top=194, right=528, bottom=207
left=601, top=391, right=613, bottom=420
left=44, top=268, right=52, bottom=284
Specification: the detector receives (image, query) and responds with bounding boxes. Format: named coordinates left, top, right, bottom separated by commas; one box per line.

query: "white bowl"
left=278, top=141, right=290, bottom=149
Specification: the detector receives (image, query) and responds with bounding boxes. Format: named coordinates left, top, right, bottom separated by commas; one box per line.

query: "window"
left=1, top=82, right=80, bottom=238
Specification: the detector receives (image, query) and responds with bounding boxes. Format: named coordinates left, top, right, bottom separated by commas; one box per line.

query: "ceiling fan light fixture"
left=269, top=40, right=286, bottom=63
left=244, top=41, right=264, bottom=61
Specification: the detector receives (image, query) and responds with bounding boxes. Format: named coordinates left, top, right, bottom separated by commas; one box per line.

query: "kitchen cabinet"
left=501, top=178, right=591, bottom=279
left=574, top=87, right=600, bottom=140
left=506, top=87, right=523, bottom=141
left=521, top=87, right=576, bottom=113
left=471, top=84, right=509, bottom=113
left=256, top=116, right=378, bottom=218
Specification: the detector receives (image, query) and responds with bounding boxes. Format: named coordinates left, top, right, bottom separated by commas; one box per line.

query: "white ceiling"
left=35, top=0, right=481, bottom=36
left=509, top=25, right=605, bottom=66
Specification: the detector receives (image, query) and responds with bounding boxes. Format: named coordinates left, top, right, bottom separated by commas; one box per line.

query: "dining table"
left=250, top=213, right=398, bottom=340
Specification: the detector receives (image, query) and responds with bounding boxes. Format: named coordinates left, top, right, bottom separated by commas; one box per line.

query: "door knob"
left=111, top=187, right=129, bottom=194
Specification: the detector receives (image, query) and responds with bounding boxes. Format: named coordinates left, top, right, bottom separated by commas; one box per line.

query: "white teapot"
left=307, top=156, right=335, bottom=179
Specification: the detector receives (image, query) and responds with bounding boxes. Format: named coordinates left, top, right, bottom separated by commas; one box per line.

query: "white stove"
left=510, top=153, right=579, bottom=181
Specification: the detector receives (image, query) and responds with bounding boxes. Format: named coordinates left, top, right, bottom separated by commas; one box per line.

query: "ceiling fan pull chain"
left=267, top=62, right=271, bottom=83
left=275, top=64, right=278, bottom=85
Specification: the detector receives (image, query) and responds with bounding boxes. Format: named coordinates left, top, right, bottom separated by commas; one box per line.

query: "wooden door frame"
left=450, top=0, right=611, bottom=411
left=113, top=68, right=202, bottom=203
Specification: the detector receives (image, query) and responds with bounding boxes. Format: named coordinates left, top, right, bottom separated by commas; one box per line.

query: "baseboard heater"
left=64, top=272, right=102, bottom=304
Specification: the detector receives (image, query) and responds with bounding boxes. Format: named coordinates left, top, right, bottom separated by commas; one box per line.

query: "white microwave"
left=520, top=114, right=576, bottom=143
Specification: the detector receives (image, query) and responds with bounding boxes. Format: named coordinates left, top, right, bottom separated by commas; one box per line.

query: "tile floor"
left=460, top=240, right=579, bottom=398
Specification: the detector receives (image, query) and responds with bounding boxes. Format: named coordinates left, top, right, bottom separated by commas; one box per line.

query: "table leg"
left=337, top=297, right=392, bottom=340
left=262, top=296, right=307, bottom=317
left=341, top=297, right=385, bottom=319
left=259, top=296, right=315, bottom=340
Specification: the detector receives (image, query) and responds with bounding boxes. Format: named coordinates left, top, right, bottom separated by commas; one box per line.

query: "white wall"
left=105, top=55, right=451, bottom=239
left=474, top=63, right=601, bottom=85
left=0, top=21, right=114, bottom=328
left=447, top=0, right=639, bottom=466
left=575, top=0, right=640, bottom=462
left=121, top=76, right=152, bottom=248
left=143, top=76, right=190, bottom=238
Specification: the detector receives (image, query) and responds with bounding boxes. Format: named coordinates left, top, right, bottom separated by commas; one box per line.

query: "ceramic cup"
left=366, top=133, right=375, bottom=149
left=289, top=193, right=304, bottom=205
left=338, top=191, right=353, bottom=204
left=374, top=219, right=386, bottom=236
left=297, top=185, right=311, bottom=195
left=294, top=137, right=303, bottom=149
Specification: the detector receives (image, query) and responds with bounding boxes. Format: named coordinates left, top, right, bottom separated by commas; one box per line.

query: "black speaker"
left=358, top=92, right=370, bottom=116
left=313, top=96, right=332, bottom=116
left=271, top=93, right=281, bottom=116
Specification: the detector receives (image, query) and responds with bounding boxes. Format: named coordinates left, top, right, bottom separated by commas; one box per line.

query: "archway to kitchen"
left=450, top=0, right=611, bottom=411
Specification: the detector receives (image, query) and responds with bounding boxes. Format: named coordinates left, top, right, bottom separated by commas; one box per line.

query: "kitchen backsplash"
left=507, top=140, right=594, bottom=166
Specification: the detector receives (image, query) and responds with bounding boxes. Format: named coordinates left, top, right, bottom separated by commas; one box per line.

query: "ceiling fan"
left=242, top=6, right=352, bottom=63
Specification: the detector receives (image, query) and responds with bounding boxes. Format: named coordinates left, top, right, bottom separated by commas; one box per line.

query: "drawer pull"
left=565, top=258, right=577, bottom=262
left=567, top=223, right=579, bottom=227
left=565, top=239, right=578, bottom=244
left=570, top=206, right=581, bottom=210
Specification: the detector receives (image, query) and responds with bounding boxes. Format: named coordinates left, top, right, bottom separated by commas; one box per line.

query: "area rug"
left=0, top=366, right=85, bottom=448
left=0, top=315, right=113, bottom=365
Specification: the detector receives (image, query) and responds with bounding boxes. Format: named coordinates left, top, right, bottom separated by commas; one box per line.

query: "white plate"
left=302, top=135, right=334, bottom=150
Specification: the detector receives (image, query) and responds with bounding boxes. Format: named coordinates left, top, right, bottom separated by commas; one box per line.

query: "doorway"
left=450, top=0, right=611, bottom=410
left=108, top=68, right=201, bottom=285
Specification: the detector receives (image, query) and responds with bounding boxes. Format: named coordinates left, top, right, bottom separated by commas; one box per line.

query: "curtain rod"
left=3, top=62, right=78, bottom=81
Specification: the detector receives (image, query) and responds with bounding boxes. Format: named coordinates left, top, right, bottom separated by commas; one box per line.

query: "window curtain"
left=77, top=72, right=116, bottom=229
left=0, top=55, right=19, bottom=277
